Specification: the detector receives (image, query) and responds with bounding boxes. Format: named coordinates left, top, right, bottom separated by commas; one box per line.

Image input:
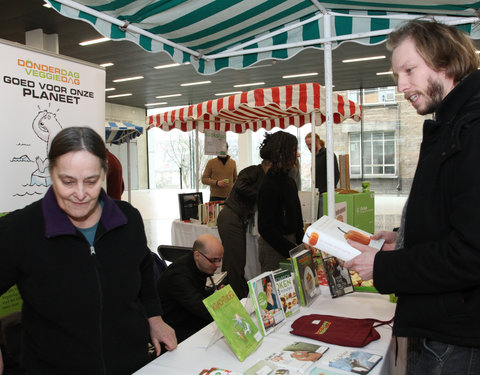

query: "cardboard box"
left=323, top=191, right=375, bottom=233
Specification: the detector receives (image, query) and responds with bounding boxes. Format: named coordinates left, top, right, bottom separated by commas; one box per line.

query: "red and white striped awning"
left=146, top=83, right=361, bottom=133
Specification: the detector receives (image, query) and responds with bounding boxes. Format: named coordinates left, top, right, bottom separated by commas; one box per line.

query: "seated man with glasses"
left=156, top=233, right=224, bottom=343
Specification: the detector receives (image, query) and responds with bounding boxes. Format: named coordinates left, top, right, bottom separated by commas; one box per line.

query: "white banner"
left=204, top=129, right=226, bottom=156
left=0, top=40, right=105, bottom=212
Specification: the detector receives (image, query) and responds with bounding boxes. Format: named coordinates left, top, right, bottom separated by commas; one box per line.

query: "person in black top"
left=257, top=131, right=304, bottom=272
left=304, top=133, right=340, bottom=194
left=156, top=233, right=224, bottom=343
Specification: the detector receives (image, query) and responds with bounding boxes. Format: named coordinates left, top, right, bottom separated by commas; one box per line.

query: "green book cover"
left=0, top=285, right=23, bottom=318
left=273, top=269, right=300, bottom=317
left=290, top=245, right=319, bottom=307
left=203, top=285, right=263, bottom=362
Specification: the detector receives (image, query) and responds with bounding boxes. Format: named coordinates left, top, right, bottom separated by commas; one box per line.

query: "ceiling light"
left=154, top=62, right=190, bottom=69
left=107, top=93, right=132, bottom=98
left=215, top=91, right=242, bottom=96
left=342, top=55, right=386, bottom=63
left=476, top=50, right=480, bottom=54
left=154, top=63, right=179, bottom=69
left=79, top=37, right=110, bottom=46
left=233, top=82, right=265, bottom=88
left=113, top=76, right=144, bottom=83
left=145, top=102, right=168, bottom=106
left=100, top=62, right=114, bottom=67
left=376, top=71, right=393, bottom=76
left=105, top=88, right=116, bottom=92
left=180, top=81, right=211, bottom=86
left=282, top=73, right=318, bottom=79
left=156, top=94, right=182, bottom=99
left=43, top=2, right=52, bottom=8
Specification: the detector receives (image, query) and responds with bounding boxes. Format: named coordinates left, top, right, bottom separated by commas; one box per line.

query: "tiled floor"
left=125, top=189, right=408, bottom=251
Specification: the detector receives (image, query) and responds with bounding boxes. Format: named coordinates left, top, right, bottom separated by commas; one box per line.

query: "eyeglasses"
left=197, top=251, right=223, bottom=264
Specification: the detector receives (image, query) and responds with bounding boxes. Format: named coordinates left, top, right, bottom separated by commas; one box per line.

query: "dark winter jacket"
left=258, top=169, right=304, bottom=257
left=374, top=70, right=480, bottom=347
left=0, top=188, right=162, bottom=374
left=156, top=252, right=214, bottom=343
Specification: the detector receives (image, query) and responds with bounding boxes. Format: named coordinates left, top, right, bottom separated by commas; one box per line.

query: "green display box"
left=323, top=191, right=375, bottom=233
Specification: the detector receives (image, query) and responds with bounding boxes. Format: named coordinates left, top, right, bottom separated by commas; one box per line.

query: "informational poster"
left=0, top=39, right=105, bottom=212
left=204, top=129, right=227, bottom=156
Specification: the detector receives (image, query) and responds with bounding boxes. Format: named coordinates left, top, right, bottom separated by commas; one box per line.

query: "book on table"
left=247, top=271, right=286, bottom=336
left=273, top=268, right=300, bottom=317
left=323, top=256, right=354, bottom=298
left=290, top=244, right=320, bottom=307
left=202, top=284, right=263, bottom=362
left=264, top=341, right=329, bottom=374
left=303, top=215, right=384, bottom=261
left=325, top=349, right=383, bottom=374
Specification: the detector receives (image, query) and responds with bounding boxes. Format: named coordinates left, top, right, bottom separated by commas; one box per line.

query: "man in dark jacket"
left=156, top=234, right=224, bottom=343
left=345, top=20, right=480, bottom=374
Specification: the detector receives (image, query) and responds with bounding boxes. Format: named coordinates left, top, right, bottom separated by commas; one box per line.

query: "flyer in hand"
left=303, top=216, right=384, bottom=261
left=202, top=285, right=263, bottom=362
left=290, top=244, right=320, bottom=307
left=247, top=271, right=286, bottom=336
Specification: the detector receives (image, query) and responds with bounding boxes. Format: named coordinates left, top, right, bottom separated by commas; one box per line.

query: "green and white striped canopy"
left=48, top=0, right=479, bottom=75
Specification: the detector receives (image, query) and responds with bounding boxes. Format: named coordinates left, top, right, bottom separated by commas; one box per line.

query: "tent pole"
left=324, top=13, right=335, bottom=219
left=310, top=114, right=316, bottom=224
left=195, top=127, right=199, bottom=192
left=127, top=139, right=131, bottom=203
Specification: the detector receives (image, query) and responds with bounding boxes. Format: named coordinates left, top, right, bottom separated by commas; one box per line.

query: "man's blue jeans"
left=414, top=338, right=480, bottom=375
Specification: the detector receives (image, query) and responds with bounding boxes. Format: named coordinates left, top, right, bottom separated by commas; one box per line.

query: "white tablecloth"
left=171, top=219, right=261, bottom=280
left=134, top=293, right=398, bottom=375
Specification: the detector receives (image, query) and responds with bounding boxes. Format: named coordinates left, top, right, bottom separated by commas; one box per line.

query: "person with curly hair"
left=257, top=131, right=304, bottom=271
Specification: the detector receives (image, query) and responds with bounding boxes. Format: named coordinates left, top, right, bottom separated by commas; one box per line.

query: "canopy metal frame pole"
left=310, top=113, right=316, bottom=224
left=324, top=12, right=335, bottom=219
left=126, top=139, right=131, bottom=203
left=195, top=127, right=199, bottom=192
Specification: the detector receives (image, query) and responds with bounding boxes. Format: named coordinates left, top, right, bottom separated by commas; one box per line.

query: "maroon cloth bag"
left=290, top=314, right=393, bottom=347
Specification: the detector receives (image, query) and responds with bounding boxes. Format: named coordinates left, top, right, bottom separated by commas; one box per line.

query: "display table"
left=171, top=219, right=261, bottom=280
left=134, top=293, right=398, bottom=375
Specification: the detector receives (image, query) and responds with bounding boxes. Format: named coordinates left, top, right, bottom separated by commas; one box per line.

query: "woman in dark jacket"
left=257, top=131, right=304, bottom=272
left=0, top=127, right=176, bottom=375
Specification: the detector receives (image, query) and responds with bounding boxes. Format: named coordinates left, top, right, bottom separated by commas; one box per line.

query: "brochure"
left=265, top=341, right=329, bottom=374
left=327, top=349, right=383, bottom=374
left=303, top=216, right=384, bottom=261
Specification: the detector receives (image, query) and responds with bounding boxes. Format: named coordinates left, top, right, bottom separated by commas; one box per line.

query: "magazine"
left=247, top=272, right=286, bottom=336
left=265, top=341, right=329, bottom=374
left=327, top=349, right=383, bottom=374
left=273, top=269, right=300, bottom=317
left=303, top=216, right=384, bottom=261
left=244, top=360, right=278, bottom=375
left=202, top=285, right=263, bottom=362
left=323, top=256, right=354, bottom=298
left=290, top=244, right=320, bottom=306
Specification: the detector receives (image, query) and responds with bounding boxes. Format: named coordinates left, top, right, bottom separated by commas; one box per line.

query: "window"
left=349, top=131, right=396, bottom=177
left=347, top=87, right=396, bottom=105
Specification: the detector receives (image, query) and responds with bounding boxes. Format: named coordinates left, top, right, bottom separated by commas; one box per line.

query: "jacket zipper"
left=90, top=245, right=107, bottom=375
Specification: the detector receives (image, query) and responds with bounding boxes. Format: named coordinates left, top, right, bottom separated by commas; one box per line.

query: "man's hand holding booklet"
left=303, top=216, right=385, bottom=261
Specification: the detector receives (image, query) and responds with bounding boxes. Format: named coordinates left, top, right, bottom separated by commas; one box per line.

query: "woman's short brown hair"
left=48, top=127, right=107, bottom=172
left=386, top=19, right=479, bottom=83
